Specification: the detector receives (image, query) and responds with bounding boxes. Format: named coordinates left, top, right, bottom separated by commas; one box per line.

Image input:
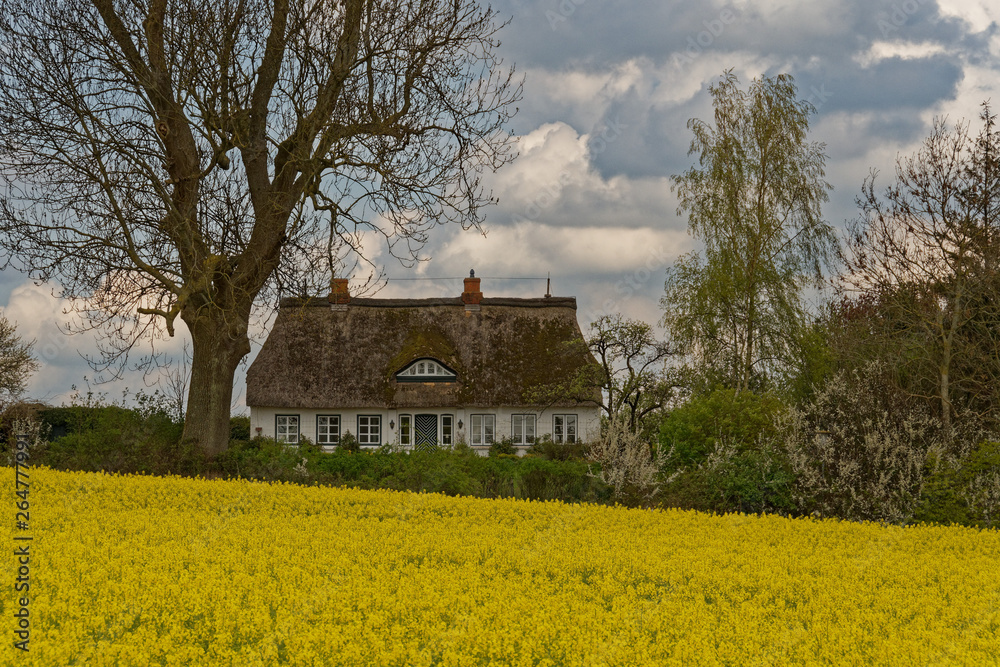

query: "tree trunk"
left=940, top=348, right=952, bottom=433
left=741, top=296, right=755, bottom=393
left=182, top=309, right=252, bottom=457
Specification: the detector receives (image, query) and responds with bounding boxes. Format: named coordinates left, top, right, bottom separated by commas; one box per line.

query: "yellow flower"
left=1, top=467, right=998, bottom=666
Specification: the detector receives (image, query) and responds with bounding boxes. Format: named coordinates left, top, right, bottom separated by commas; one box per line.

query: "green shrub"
left=526, top=434, right=589, bottom=461
left=659, top=388, right=785, bottom=470
left=915, top=454, right=971, bottom=527
left=516, top=457, right=607, bottom=502
left=230, top=415, right=251, bottom=442
left=488, top=437, right=518, bottom=457
left=961, top=441, right=1000, bottom=527
left=915, top=441, right=1000, bottom=528
left=653, top=389, right=794, bottom=514
left=32, top=400, right=616, bottom=504
left=337, top=432, right=361, bottom=454
left=216, top=436, right=326, bottom=482
left=452, top=441, right=476, bottom=457
left=660, top=443, right=796, bottom=515
left=39, top=404, right=194, bottom=476
left=312, top=449, right=398, bottom=488
left=381, top=450, right=483, bottom=497
left=307, top=447, right=610, bottom=503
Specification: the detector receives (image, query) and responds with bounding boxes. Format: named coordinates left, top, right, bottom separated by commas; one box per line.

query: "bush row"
left=654, top=379, right=1000, bottom=528
left=6, top=386, right=999, bottom=525
left=218, top=436, right=610, bottom=503
left=7, top=408, right=610, bottom=504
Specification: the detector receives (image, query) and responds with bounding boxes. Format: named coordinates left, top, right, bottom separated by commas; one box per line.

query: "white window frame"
left=316, top=415, right=340, bottom=450
left=398, top=414, right=412, bottom=447
left=276, top=415, right=300, bottom=444
left=511, top=414, right=536, bottom=446
left=471, top=414, right=495, bottom=446
left=553, top=414, right=578, bottom=444
left=397, top=358, right=457, bottom=380
left=358, top=415, right=382, bottom=447
left=441, top=414, right=454, bottom=446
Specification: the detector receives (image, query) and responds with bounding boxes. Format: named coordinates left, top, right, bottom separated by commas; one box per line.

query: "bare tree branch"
left=0, top=0, right=521, bottom=454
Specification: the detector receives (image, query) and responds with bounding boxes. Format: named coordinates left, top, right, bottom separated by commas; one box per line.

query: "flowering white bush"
left=779, top=362, right=988, bottom=523
left=588, top=416, right=669, bottom=504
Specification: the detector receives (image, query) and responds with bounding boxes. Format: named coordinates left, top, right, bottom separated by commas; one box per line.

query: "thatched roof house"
left=247, top=273, right=601, bottom=452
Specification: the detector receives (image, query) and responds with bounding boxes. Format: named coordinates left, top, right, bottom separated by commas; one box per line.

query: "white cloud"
left=429, top=221, right=688, bottom=280
left=855, top=40, right=948, bottom=66
left=492, top=122, right=599, bottom=211
left=1, top=282, right=78, bottom=370
left=373, top=220, right=683, bottom=330
left=936, top=0, right=1000, bottom=31
left=486, top=121, right=686, bottom=231
left=520, top=60, right=645, bottom=128
left=0, top=280, right=197, bottom=407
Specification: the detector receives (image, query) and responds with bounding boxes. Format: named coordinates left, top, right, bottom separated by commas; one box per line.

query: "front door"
left=415, top=414, right=438, bottom=451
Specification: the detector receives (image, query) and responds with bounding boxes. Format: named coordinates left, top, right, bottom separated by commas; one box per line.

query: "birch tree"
left=662, top=70, right=836, bottom=393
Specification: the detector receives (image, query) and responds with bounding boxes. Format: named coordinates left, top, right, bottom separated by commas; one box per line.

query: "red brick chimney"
left=329, top=277, right=350, bottom=305
left=462, top=269, right=483, bottom=305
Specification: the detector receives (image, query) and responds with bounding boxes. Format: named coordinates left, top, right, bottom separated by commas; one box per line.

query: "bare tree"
left=156, top=339, right=190, bottom=423
left=588, top=315, right=677, bottom=435
left=0, top=0, right=520, bottom=454
left=841, top=104, right=1000, bottom=430
left=523, top=315, right=677, bottom=438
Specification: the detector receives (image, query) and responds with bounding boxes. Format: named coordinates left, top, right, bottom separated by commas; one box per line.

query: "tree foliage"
left=0, top=315, right=38, bottom=408
left=662, top=70, right=836, bottom=393
left=658, top=387, right=785, bottom=469
left=0, top=0, right=520, bottom=454
left=840, top=104, right=1000, bottom=430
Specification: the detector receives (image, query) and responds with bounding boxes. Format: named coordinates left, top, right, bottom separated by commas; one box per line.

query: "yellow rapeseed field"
left=2, top=466, right=999, bottom=666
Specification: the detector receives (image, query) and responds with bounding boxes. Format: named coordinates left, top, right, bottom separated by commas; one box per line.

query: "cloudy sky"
left=2, top=0, right=1000, bottom=412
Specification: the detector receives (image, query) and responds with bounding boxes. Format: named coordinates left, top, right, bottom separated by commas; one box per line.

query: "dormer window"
left=396, top=358, right=457, bottom=383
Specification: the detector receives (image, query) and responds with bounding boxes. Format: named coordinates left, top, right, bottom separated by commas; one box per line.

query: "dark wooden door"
left=415, top=414, right=438, bottom=450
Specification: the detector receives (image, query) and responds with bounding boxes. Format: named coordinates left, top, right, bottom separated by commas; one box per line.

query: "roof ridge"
left=278, top=296, right=577, bottom=309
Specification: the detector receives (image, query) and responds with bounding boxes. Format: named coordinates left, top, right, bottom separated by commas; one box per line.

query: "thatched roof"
left=246, top=296, right=601, bottom=409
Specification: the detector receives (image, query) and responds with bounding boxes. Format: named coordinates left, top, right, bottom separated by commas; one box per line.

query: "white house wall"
left=250, top=405, right=601, bottom=454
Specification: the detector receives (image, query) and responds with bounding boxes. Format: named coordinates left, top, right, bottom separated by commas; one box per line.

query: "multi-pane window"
left=358, top=415, right=381, bottom=447
left=316, top=415, right=340, bottom=450
left=511, top=414, right=536, bottom=446
left=471, top=414, right=495, bottom=446
left=398, top=359, right=456, bottom=379
left=553, top=414, right=578, bottom=444
left=398, top=414, right=412, bottom=447
left=276, top=415, right=300, bottom=444
left=441, top=415, right=454, bottom=446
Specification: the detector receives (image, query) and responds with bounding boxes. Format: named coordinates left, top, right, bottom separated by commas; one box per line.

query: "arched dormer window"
left=395, top=358, right=457, bottom=383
